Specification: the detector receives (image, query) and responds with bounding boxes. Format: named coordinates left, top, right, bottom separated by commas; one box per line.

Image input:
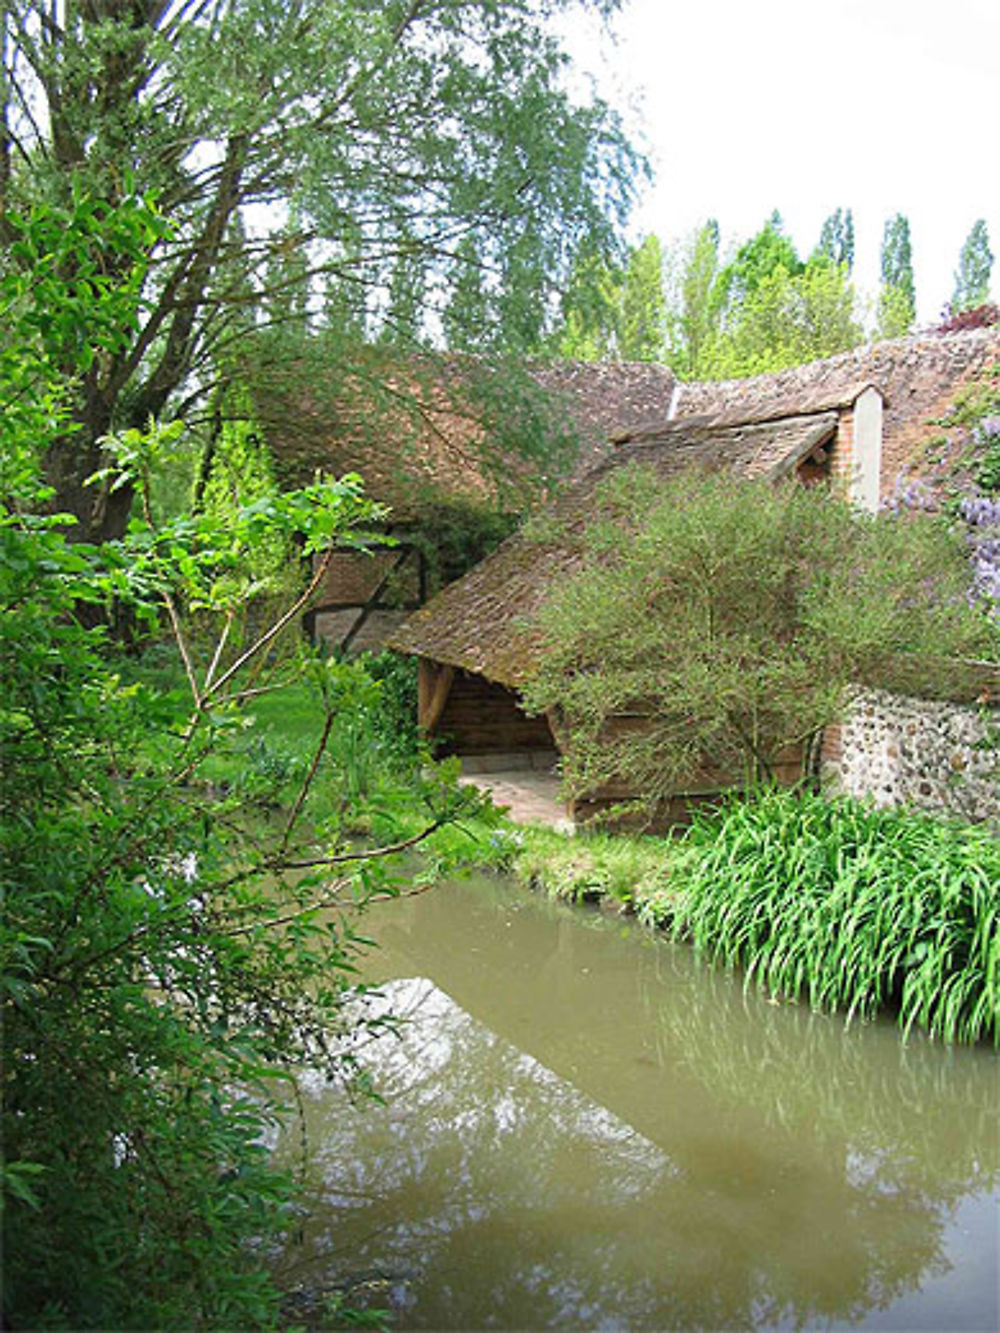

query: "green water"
left=271, top=874, right=999, bottom=1330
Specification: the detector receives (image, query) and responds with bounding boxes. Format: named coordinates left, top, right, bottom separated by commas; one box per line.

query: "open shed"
left=389, top=382, right=888, bottom=826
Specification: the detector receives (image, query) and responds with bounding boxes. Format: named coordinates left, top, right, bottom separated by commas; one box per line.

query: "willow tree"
left=1, top=0, right=638, bottom=540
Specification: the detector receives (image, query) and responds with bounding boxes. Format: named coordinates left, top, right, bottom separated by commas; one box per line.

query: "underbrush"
left=119, top=642, right=502, bottom=876
left=502, top=824, right=678, bottom=907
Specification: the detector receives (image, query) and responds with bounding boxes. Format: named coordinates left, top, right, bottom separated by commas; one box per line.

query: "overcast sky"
left=559, top=0, right=1000, bottom=326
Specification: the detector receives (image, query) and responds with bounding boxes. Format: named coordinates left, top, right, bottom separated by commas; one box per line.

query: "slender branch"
left=219, top=877, right=354, bottom=937
left=164, top=591, right=202, bottom=706
left=202, top=608, right=234, bottom=693
left=275, top=815, right=454, bottom=871
left=201, top=546, right=333, bottom=704
left=279, top=709, right=335, bottom=855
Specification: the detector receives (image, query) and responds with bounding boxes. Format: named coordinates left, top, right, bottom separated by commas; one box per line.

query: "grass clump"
left=505, top=825, right=680, bottom=908
left=639, top=790, right=999, bottom=1045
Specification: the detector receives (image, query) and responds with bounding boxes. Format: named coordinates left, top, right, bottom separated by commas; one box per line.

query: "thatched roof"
left=387, top=410, right=841, bottom=687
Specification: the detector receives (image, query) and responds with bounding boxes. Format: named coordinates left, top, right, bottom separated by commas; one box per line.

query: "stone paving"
left=458, top=766, right=574, bottom=833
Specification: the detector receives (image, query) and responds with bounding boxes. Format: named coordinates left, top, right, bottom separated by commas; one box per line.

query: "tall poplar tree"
left=878, top=213, right=916, bottom=338
left=952, top=220, right=994, bottom=312
left=665, top=219, right=727, bottom=379
left=815, top=207, right=855, bottom=270
left=618, top=235, right=667, bottom=361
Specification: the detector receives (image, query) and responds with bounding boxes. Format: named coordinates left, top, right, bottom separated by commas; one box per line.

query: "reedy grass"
left=637, top=790, right=999, bottom=1046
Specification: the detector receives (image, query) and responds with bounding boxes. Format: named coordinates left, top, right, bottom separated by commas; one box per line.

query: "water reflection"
left=271, top=876, right=998, bottom=1330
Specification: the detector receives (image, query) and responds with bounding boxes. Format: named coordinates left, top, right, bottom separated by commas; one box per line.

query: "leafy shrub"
left=525, top=469, right=994, bottom=819
left=404, top=498, right=519, bottom=595
left=0, top=193, right=482, bottom=1328
left=361, top=649, right=420, bottom=754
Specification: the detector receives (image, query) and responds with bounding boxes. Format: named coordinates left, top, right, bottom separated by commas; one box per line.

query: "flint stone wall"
left=822, top=688, right=999, bottom=824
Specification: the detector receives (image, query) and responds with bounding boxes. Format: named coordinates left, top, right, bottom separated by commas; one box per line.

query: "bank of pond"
left=471, top=788, right=999, bottom=1048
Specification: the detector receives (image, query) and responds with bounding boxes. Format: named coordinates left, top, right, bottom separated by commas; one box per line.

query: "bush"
left=524, top=468, right=996, bottom=819
left=0, top=196, right=486, bottom=1326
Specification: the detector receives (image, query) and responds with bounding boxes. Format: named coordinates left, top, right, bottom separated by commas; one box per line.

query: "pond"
left=270, top=873, right=999, bottom=1330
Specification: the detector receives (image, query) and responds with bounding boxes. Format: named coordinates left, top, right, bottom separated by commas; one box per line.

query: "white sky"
left=559, top=0, right=1000, bottom=325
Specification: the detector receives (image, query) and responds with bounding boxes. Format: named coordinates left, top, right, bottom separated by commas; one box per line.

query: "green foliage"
left=380, top=242, right=428, bottom=347
left=405, top=498, right=520, bottom=595
left=815, top=207, right=855, bottom=270
left=664, top=219, right=727, bottom=379
left=3, top=0, right=640, bottom=537
left=878, top=214, right=916, bottom=337
left=664, top=214, right=863, bottom=381
left=952, top=219, right=994, bottom=313
left=638, top=791, right=1000, bottom=1045
left=440, top=236, right=493, bottom=354
left=523, top=469, right=994, bottom=816
left=699, top=256, right=863, bottom=379
left=549, top=233, right=665, bottom=362
left=924, top=363, right=1000, bottom=501
left=723, top=210, right=803, bottom=300
left=0, top=485, right=486, bottom=1332
left=551, top=243, right=621, bottom=360
left=0, top=190, right=166, bottom=500
left=617, top=235, right=667, bottom=361
left=0, top=197, right=486, bottom=1329
left=505, top=825, right=675, bottom=907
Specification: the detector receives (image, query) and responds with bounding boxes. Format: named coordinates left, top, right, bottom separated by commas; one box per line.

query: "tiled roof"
left=388, top=329, right=1000, bottom=683
left=259, top=354, right=678, bottom=520
left=387, top=412, right=839, bottom=686
left=675, top=329, right=1000, bottom=494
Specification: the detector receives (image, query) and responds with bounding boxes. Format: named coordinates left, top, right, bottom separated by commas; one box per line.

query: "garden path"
left=458, top=767, right=574, bottom=833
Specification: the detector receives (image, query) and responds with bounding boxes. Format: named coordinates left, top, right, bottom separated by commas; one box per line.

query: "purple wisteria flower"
left=960, top=494, right=1000, bottom=608
left=882, top=478, right=935, bottom=514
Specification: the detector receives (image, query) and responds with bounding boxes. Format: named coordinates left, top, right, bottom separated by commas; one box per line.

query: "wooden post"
left=417, top=659, right=455, bottom=735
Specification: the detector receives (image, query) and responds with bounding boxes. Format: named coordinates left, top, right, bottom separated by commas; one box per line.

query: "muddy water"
left=271, top=874, right=999, bottom=1330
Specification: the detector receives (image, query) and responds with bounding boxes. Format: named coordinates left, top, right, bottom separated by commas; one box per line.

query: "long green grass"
left=637, top=790, right=999, bottom=1045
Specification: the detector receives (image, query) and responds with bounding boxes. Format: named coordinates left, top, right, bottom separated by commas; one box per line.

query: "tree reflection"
left=270, top=877, right=998, bottom=1330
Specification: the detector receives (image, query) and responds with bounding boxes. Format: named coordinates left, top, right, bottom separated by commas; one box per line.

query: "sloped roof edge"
left=387, top=411, right=843, bottom=686
left=616, top=381, right=884, bottom=442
